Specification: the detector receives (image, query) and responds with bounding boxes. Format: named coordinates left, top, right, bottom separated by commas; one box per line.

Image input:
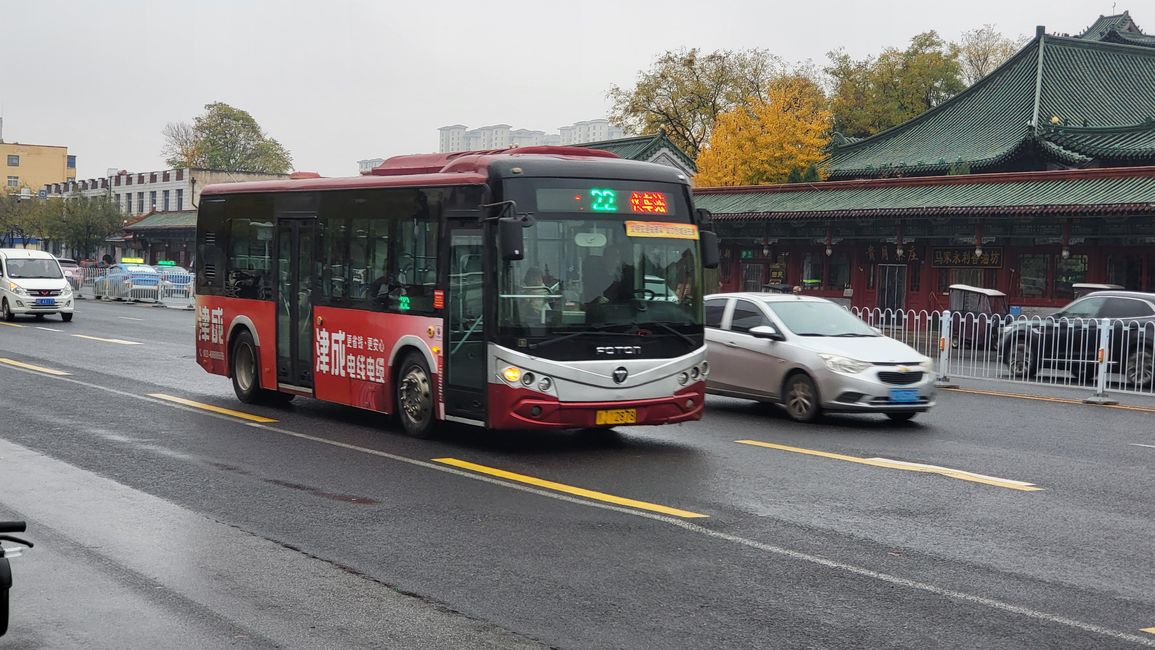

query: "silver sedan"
left=704, top=293, right=936, bottom=423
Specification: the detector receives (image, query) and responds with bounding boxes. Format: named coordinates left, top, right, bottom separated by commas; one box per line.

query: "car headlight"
left=819, top=354, right=872, bottom=374
left=918, top=358, right=934, bottom=372
left=59, top=283, right=72, bottom=295
left=8, top=282, right=28, bottom=296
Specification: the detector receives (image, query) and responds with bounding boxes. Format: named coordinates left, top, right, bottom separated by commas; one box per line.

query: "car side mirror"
left=749, top=324, right=785, bottom=341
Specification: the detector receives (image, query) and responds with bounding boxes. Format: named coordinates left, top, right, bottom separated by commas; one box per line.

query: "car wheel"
left=783, top=374, right=821, bottom=423
left=1, top=299, right=14, bottom=322
left=886, top=412, right=917, bottom=422
left=61, top=312, right=73, bottom=322
left=230, top=330, right=265, bottom=404
left=396, top=351, right=435, bottom=437
left=33, top=313, right=44, bottom=320
left=1007, top=338, right=1038, bottom=379
left=1125, top=344, right=1154, bottom=388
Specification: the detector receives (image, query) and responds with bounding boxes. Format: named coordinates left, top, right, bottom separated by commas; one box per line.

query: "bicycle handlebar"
left=0, top=521, right=26, bottom=534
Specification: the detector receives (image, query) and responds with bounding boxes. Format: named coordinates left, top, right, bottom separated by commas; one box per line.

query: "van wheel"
left=61, top=312, right=73, bottom=322
left=231, top=330, right=266, bottom=404
left=783, top=374, right=821, bottom=423
left=1, top=300, right=14, bottom=321
left=396, top=352, right=435, bottom=438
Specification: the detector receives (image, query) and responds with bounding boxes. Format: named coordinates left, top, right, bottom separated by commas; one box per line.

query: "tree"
left=162, top=102, right=293, bottom=173
left=58, top=194, right=123, bottom=259
left=827, top=31, right=964, bottom=138
left=0, top=195, right=49, bottom=248
left=609, top=48, right=783, bottom=159
left=956, top=25, right=1025, bottom=86
left=694, top=75, right=832, bottom=187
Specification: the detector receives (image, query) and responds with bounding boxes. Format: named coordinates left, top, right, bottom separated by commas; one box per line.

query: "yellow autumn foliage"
left=695, top=76, right=833, bottom=187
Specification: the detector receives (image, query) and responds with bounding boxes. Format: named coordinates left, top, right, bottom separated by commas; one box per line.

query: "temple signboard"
left=931, top=247, right=1003, bottom=268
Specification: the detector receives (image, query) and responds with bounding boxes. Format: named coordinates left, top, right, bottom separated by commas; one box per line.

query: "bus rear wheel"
left=231, top=330, right=267, bottom=404
left=396, top=352, right=435, bottom=438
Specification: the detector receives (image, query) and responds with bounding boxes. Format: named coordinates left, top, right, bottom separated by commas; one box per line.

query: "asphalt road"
left=1, top=300, right=1153, bottom=648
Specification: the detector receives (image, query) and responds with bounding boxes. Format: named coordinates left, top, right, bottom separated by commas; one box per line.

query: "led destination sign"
left=536, top=188, right=671, bottom=215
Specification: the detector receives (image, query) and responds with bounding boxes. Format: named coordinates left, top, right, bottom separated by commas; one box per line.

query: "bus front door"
left=444, top=224, right=487, bottom=422
left=275, top=218, right=316, bottom=390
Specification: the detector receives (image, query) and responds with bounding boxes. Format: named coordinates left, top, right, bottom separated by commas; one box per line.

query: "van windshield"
left=6, top=258, right=63, bottom=279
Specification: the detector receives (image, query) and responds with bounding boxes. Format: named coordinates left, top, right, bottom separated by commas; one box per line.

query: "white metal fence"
left=852, top=307, right=1155, bottom=400
left=74, top=266, right=195, bottom=310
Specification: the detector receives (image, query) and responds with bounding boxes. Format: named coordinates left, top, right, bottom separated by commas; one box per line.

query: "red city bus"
left=195, top=147, right=719, bottom=436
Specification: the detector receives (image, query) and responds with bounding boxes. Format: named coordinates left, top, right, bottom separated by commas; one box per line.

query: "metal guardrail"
left=74, top=267, right=195, bottom=310
left=852, top=307, right=1155, bottom=401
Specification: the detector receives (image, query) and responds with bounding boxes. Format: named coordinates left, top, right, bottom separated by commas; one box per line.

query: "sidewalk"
left=941, top=375, right=1155, bottom=412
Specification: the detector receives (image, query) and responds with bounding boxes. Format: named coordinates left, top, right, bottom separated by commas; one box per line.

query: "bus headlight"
left=537, top=376, right=552, bottom=392
left=521, top=372, right=536, bottom=387
left=690, top=366, right=701, bottom=380
left=700, top=361, right=709, bottom=377
left=501, top=366, right=522, bottom=383
left=678, top=371, right=690, bottom=385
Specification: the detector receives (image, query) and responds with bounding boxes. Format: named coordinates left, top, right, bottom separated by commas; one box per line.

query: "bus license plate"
left=595, top=409, right=636, bottom=425
left=889, top=389, right=918, bottom=403
left=35, top=298, right=55, bottom=305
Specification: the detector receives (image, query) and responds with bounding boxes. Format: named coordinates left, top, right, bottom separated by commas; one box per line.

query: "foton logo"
left=612, top=367, right=629, bottom=384
left=596, top=346, right=642, bottom=356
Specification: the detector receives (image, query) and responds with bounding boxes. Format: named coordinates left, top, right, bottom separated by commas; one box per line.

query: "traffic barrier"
left=155, top=272, right=196, bottom=310
left=849, top=307, right=1155, bottom=399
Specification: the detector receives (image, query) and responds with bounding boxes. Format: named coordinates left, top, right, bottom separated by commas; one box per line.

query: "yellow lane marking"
left=148, top=393, right=277, bottom=423
left=72, top=334, right=142, bottom=345
left=433, top=457, right=708, bottom=518
left=946, top=387, right=1155, bottom=414
left=0, top=321, right=25, bottom=328
left=0, top=358, right=71, bottom=376
left=1141, top=627, right=1155, bottom=635
left=736, top=440, right=1042, bottom=492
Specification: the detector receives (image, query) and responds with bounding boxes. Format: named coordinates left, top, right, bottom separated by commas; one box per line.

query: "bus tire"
left=396, top=351, right=435, bottom=438
left=230, top=330, right=266, bottom=404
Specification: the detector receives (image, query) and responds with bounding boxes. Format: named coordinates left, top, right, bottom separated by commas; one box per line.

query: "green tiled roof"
left=1041, top=120, right=1155, bottom=159
left=123, top=210, right=197, bottom=230
left=694, top=168, right=1155, bottom=221
left=826, top=28, right=1155, bottom=179
left=1079, top=13, right=1139, bottom=40
left=578, top=133, right=697, bottom=173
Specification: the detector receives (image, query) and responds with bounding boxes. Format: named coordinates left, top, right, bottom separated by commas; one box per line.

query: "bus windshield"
left=497, top=217, right=703, bottom=349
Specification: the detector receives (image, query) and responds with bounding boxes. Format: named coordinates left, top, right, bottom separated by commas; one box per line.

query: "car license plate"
left=595, top=409, right=637, bottom=425
left=889, top=388, right=919, bottom=403
left=35, top=298, right=55, bottom=305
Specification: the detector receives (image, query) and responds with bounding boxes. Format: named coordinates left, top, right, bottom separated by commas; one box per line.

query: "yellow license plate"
left=595, top=409, right=637, bottom=425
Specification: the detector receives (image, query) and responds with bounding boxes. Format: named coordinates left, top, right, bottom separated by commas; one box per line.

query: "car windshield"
left=5, top=258, right=63, bottom=279
left=126, top=265, right=159, bottom=274
left=57, top=259, right=79, bottom=268
left=765, top=300, right=878, bottom=337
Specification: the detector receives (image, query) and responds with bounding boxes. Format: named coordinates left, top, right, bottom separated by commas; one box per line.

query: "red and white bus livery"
left=195, top=147, right=719, bottom=436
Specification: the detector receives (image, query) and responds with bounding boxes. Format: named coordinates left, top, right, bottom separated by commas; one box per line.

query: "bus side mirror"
left=700, top=230, right=719, bottom=269
left=499, top=218, right=525, bottom=261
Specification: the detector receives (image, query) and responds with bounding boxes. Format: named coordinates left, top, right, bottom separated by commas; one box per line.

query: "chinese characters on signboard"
left=316, top=328, right=387, bottom=383
left=930, top=247, right=1003, bottom=268
left=865, top=245, right=921, bottom=263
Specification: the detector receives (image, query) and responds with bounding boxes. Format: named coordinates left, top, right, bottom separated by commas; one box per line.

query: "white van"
left=0, top=249, right=75, bottom=322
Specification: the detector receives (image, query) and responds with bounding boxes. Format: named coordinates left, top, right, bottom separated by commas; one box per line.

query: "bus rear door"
left=275, top=216, right=316, bottom=391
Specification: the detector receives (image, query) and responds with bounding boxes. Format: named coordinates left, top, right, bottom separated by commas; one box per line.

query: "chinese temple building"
left=697, top=12, right=1155, bottom=312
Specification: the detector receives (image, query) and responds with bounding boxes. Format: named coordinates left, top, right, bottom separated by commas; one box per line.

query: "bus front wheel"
left=396, top=352, right=435, bottom=438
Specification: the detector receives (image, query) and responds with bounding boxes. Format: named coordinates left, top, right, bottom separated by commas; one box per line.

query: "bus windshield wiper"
left=529, top=325, right=636, bottom=350
left=643, top=321, right=696, bottom=346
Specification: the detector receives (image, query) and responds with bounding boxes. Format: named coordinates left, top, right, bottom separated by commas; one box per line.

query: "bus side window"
left=226, top=212, right=274, bottom=300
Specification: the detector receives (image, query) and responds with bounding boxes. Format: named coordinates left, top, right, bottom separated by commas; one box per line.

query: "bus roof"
left=201, top=147, right=689, bottom=197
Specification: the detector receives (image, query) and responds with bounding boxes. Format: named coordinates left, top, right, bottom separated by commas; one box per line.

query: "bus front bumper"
left=487, top=382, right=705, bottom=430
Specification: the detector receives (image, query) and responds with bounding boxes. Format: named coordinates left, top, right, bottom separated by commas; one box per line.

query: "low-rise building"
left=46, top=167, right=289, bottom=216
left=2, top=139, right=74, bottom=195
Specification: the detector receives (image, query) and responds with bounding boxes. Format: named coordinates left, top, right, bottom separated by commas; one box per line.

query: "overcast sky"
left=2, top=0, right=1130, bottom=179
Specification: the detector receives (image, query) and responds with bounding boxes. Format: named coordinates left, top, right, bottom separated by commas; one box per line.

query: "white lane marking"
left=72, top=334, right=142, bottom=345
left=0, top=364, right=1152, bottom=647
left=36, top=326, right=64, bottom=332
left=1131, top=444, right=1155, bottom=450
left=118, top=316, right=144, bottom=321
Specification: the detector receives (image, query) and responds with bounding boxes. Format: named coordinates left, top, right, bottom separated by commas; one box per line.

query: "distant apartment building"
left=45, top=168, right=289, bottom=216
left=2, top=137, right=75, bottom=196
left=437, top=119, right=625, bottom=153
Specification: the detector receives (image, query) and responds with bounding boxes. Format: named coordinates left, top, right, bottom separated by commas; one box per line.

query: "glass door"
left=444, top=223, right=487, bottom=420
left=877, top=264, right=907, bottom=312
left=275, top=218, right=316, bottom=388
